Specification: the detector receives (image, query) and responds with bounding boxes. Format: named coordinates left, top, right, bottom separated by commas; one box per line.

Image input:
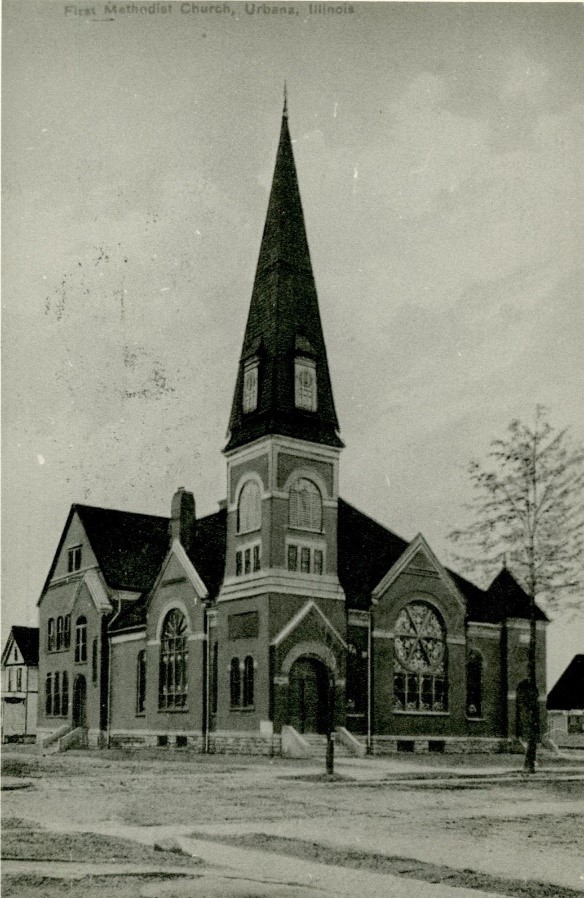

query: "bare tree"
left=448, top=406, right=584, bottom=772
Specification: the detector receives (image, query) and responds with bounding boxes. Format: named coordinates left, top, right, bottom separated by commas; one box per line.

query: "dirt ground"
left=2, top=746, right=584, bottom=898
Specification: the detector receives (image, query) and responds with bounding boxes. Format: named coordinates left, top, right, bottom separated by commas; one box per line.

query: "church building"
left=36, top=102, right=548, bottom=756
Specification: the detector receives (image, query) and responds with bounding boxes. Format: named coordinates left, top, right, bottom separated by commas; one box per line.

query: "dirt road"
left=2, top=748, right=583, bottom=897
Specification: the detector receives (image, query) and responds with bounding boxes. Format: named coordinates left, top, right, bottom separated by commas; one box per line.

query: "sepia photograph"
left=2, top=2, right=583, bottom=896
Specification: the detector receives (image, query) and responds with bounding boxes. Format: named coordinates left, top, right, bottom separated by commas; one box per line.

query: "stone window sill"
left=230, top=705, right=255, bottom=713
left=466, top=716, right=485, bottom=721
left=393, top=710, right=450, bottom=717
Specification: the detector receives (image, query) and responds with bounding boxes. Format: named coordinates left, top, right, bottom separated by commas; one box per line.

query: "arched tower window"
left=75, top=616, right=87, bottom=663
left=159, top=609, right=188, bottom=709
left=243, top=656, right=255, bottom=708
left=56, top=616, right=64, bottom=651
left=393, top=602, right=447, bottom=713
left=467, top=650, right=483, bottom=718
left=289, top=478, right=322, bottom=531
left=237, top=480, right=261, bottom=533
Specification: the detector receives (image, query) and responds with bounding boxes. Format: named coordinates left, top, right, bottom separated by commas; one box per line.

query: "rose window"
left=393, top=602, right=447, bottom=713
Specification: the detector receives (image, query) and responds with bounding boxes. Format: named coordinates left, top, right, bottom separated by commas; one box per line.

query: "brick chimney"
left=169, top=487, right=196, bottom=550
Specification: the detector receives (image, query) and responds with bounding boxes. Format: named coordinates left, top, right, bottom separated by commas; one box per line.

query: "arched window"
left=136, top=649, right=146, bottom=714
left=92, top=639, right=98, bottom=684
left=16, top=668, right=22, bottom=691
left=393, top=602, right=447, bottom=713
left=45, top=673, right=53, bottom=716
left=211, top=642, right=218, bottom=715
left=48, top=618, right=55, bottom=653
left=56, top=616, right=64, bottom=651
left=75, top=616, right=87, bottom=663
left=64, top=615, right=71, bottom=649
left=62, top=671, right=69, bottom=717
left=243, top=656, right=255, bottom=707
left=53, top=672, right=61, bottom=717
left=289, top=479, right=322, bottom=531
left=230, top=657, right=241, bottom=708
left=467, top=650, right=483, bottom=718
left=237, top=481, right=261, bottom=533
left=159, top=609, right=188, bottom=709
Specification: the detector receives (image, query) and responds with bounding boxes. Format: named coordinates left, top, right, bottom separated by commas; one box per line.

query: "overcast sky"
left=2, top=1, right=583, bottom=687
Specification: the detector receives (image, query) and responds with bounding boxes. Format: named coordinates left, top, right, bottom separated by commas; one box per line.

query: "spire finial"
left=283, top=81, right=288, bottom=119
left=502, top=552, right=507, bottom=569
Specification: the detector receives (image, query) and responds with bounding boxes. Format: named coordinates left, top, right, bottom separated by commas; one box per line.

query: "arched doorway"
left=72, top=675, right=87, bottom=728
left=288, top=657, right=330, bottom=734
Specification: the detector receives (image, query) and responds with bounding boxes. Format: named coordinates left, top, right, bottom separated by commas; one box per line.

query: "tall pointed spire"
left=225, top=101, right=342, bottom=453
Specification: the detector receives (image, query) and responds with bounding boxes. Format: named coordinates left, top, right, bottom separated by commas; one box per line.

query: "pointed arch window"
left=295, top=358, right=317, bottom=411
left=289, top=478, right=322, bottom=531
left=393, top=603, right=447, bottom=713
left=467, top=650, right=483, bottom=718
left=243, top=360, right=259, bottom=414
left=159, top=609, right=188, bottom=710
left=237, top=480, right=261, bottom=533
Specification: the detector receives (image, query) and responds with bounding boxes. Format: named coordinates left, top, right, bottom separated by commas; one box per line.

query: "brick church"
left=36, top=102, right=548, bottom=755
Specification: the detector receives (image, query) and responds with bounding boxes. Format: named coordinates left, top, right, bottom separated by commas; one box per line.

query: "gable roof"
left=337, top=499, right=408, bottom=609
left=76, top=504, right=170, bottom=592
left=40, top=503, right=170, bottom=601
left=337, top=499, right=545, bottom=623
left=225, top=107, right=342, bottom=452
left=485, top=568, right=548, bottom=622
left=271, top=599, right=347, bottom=649
left=371, top=532, right=466, bottom=615
left=109, top=507, right=227, bottom=633
left=547, top=655, right=584, bottom=710
left=3, top=627, right=39, bottom=666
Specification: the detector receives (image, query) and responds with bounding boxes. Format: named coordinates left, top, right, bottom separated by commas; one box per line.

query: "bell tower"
left=215, top=97, right=346, bottom=737
left=220, top=97, right=344, bottom=606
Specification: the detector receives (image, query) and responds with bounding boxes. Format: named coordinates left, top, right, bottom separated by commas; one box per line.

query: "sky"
left=2, top=1, right=583, bottom=689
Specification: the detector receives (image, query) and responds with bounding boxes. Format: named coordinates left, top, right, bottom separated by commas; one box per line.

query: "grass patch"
left=1, top=873, right=198, bottom=898
left=1, top=830, right=201, bottom=867
left=188, top=832, right=582, bottom=898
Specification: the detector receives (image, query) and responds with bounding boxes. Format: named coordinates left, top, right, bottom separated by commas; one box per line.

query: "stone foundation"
left=366, top=735, right=512, bottom=755
left=208, top=732, right=282, bottom=756
left=108, top=730, right=280, bottom=756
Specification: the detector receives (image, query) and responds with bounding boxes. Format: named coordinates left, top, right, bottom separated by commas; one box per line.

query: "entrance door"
left=288, top=657, right=330, bottom=734
left=72, top=675, right=87, bottom=728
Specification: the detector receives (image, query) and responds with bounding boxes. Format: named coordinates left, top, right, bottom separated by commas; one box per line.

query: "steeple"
left=226, top=99, right=342, bottom=453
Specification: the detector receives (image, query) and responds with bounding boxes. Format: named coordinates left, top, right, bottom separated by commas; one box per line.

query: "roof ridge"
left=75, top=502, right=169, bottom=522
